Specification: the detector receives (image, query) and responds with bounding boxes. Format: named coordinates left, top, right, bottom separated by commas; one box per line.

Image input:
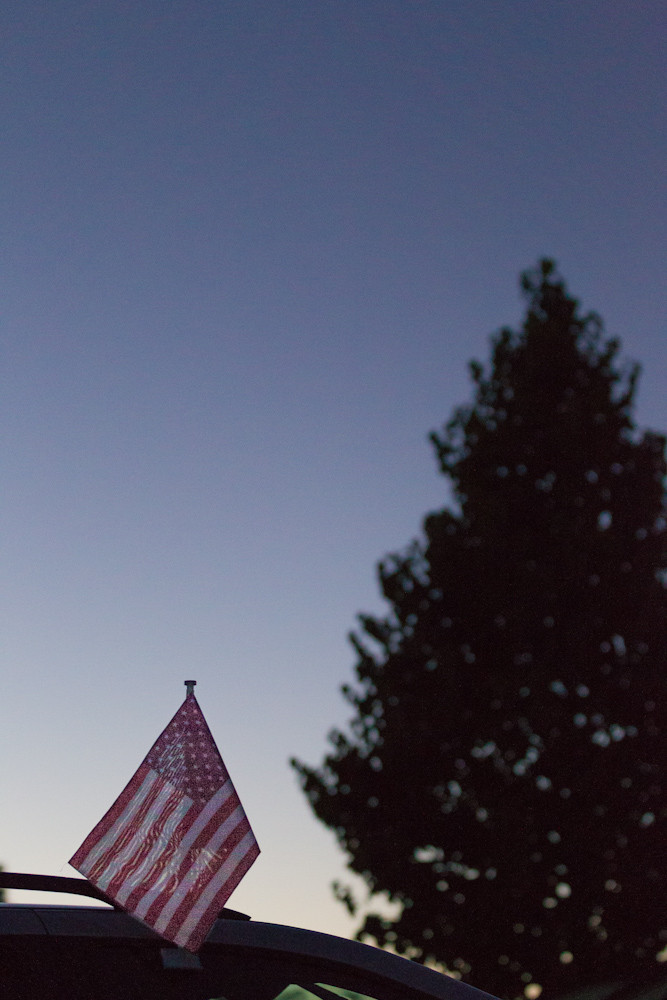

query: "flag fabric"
left=69, top=690, right=259, bottom=952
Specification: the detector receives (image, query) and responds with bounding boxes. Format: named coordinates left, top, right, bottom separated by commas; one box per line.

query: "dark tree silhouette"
left=292, top=262, right=666, bottom=999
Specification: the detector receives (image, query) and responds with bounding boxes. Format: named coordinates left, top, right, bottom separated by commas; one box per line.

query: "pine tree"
left=292, top=261, right=666, bottom=999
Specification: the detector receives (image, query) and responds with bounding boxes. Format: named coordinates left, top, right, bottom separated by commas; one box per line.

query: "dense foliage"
left=292, top=262, right=666, bottom=998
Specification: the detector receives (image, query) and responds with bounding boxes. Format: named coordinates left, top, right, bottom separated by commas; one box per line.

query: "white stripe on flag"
left=77, top=770, right=159, bottom=877
left=134, top=779, right=236, bottom=920
left=173, top=829, right=258, bottom=949
left=115, top=792, right=193, bottom=905
left=153, top=802, right=246, bottom=935
left=96, top=779, right=178, bottom=892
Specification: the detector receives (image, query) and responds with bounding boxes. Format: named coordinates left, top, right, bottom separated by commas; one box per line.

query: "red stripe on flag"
left=86, top=772, right=168, bottom=886
left=167, top=821, right=259, bottom=950
left=104, top=784, right=185, bottom=901
left=139, top=784, right=241, bottom=927
left=120, top=790, right=204, bottom=913
left=183, top=836, right=259, bottom=951
left=69, top=762, right=154, bottom=872
left=157, top=808, right=251, bottom=942
left=171, top=828, right=260, bottom=951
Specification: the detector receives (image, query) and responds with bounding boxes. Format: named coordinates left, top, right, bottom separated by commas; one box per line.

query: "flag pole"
left=184, top=679, right=197, bottom=696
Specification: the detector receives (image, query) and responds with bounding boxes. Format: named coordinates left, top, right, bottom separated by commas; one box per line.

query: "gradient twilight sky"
left=2, top=1, right=665, bottom=938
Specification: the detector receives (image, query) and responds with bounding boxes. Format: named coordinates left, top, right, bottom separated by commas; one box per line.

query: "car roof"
left=0, top=873, right=499, bottom=1000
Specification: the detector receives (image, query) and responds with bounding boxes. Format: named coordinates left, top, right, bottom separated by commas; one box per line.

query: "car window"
left=229, top=988, right=381, bottom=1000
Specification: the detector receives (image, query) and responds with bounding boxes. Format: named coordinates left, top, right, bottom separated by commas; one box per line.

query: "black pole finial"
left=184, top=679, right=197, bottom=696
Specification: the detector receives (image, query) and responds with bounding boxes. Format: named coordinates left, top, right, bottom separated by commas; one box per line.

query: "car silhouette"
left=0, top=872, right=499, bottom=1000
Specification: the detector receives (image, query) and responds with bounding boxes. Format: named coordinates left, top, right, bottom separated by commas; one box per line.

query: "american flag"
left=69, top=687, right=259, bottom=952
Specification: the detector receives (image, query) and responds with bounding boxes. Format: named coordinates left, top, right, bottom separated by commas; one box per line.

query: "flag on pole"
left=69, top=682, right=259, bottom=952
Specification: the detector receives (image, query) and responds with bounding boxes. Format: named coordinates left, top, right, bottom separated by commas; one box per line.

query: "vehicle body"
left=0, top=873, right=499, bottom=1000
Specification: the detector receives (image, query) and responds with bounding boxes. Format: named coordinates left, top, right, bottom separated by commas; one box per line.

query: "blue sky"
left=2, top=1, right=665, bottom=938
